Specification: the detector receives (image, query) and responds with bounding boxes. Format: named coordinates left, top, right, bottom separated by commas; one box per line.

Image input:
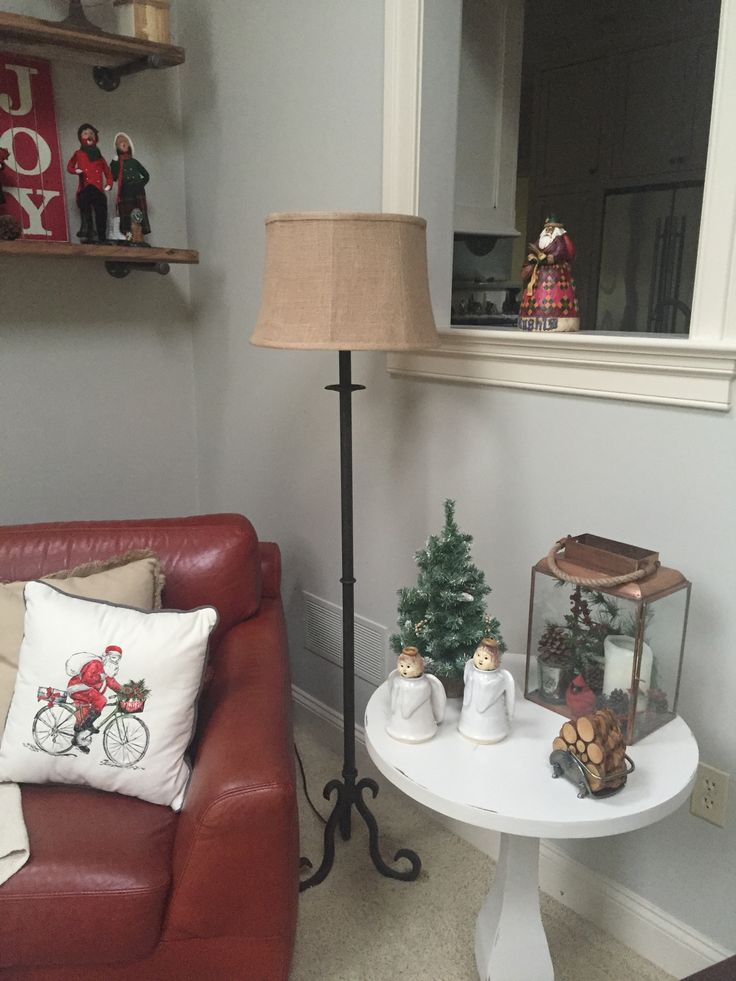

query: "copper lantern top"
left=536, top=534, right=689, bottom=601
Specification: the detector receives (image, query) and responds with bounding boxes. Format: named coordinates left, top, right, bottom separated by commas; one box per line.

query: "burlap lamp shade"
left=251, top=212, right=439, bottom=351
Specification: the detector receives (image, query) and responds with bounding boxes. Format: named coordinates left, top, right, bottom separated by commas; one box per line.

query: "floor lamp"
left=251, top=212, right=440, bottom=891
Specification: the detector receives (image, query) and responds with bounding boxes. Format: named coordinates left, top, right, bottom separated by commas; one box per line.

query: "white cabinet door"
left=533, top=58, right=608, bottom=192
left=610, top=34, right=717, bottom=183
left=453, top=0, right=525, bottom=235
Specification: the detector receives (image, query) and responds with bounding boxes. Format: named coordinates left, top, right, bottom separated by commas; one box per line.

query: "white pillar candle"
left=603, top=635, right=653, bottom=711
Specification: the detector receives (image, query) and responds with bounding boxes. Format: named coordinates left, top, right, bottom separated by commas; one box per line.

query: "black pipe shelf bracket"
left=105, top=259, right=171, bottom=278
left=0, top=11, right=186, bottom=95
left=93, top=54, right=165, bottom=92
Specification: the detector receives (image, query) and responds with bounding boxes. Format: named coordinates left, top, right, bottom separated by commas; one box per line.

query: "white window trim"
left=383, top=0, right=736, bottom=411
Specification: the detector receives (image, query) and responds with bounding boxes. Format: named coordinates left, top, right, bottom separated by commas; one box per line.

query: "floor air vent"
left=303, top=591, right=387, bottom=687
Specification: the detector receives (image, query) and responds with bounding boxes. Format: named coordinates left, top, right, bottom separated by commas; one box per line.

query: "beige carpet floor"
left=290, top=707, right=676, bottom=981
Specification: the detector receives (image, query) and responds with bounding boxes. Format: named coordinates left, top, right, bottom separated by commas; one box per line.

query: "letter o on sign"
left=0, top=127, right=52, bottom=175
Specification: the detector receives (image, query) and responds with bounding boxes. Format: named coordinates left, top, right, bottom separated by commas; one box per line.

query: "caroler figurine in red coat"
left=519, top=215, right=580, bottom=332
left=66, top=122, right=113, bottom=244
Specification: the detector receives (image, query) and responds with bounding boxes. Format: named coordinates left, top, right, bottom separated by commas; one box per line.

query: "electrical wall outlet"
left=690, top=763, right=729, bottom=827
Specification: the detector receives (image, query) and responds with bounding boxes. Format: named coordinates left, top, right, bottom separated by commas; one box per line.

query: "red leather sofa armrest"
left=161, top=600, right=299, bottom=952
left=258, top=541, right=282, bottom=600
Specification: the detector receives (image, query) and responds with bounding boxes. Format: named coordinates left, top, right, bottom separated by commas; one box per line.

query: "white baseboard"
left=537, top=841, right=732, bottom=979
left=292, top=685, right=733, bottom=979
left=292, top=684, right=366, bottom=742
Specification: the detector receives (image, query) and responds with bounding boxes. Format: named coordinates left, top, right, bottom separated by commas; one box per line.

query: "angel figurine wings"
left=386, top=647, right=446, bottom=743
left=458, top=638, right=516, bottom=744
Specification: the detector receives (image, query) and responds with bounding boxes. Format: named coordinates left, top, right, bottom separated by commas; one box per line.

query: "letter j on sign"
left=0, top=54, right=69, bottom=241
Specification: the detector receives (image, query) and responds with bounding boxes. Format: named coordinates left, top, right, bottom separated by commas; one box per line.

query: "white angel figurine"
left=458, top=638, right=515, bottom=744
left=386, top=647, right=446, bottom=743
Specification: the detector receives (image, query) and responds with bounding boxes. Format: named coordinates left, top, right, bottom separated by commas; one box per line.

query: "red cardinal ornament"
left=565, top=673, right=596, bottom=718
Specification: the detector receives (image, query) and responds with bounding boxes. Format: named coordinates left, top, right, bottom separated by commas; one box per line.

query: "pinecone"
left=607, top=688, right=630, bottom=719
left=582, top=656, right=605, bottom=693
left=647, top=688, right=669, bottom=714
left=0, top=214, right=21, bottom=240
left=538, top=624, right=568, bottom=662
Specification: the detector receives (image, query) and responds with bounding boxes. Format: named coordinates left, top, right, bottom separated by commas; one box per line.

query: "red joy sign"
left=0, top=53, right=69, bottom=241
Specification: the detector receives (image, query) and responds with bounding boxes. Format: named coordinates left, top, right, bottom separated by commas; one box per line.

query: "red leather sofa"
left=0, top=514, right=299, bottom=980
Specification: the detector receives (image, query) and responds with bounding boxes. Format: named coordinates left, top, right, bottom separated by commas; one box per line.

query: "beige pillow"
left=0, top=551, right=164, bottom=730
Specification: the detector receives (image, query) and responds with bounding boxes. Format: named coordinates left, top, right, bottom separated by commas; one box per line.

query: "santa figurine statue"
left=386, top=646, right=446, bottom=743
left=458, top=638, right=515, bottom=744
left=518, top=215, right=580, bottom=332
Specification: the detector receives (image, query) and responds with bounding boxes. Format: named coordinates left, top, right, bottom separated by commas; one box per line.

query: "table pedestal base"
left=475, top=833, right=553, bottom=981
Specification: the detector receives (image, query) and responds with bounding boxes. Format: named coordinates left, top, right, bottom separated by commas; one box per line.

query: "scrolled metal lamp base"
left=299, top=771, right=422, bottom=892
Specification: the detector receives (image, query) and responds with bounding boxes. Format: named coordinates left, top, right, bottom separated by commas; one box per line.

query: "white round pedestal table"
left=364, top=655, right=698, bottom=981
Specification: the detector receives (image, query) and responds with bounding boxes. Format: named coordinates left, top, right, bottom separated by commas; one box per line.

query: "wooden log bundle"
left=553, top=707, right=627, bottom=793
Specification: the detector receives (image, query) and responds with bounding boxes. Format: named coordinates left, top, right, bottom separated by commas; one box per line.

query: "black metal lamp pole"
left=299, top=350, right=422, bottom=892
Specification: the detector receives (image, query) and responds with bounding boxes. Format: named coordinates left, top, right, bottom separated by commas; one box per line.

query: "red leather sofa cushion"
left=0, top=786, right=177, bottom=969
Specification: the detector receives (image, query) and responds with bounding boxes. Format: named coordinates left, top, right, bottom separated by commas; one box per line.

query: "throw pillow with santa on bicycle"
left=33, top=644, right=150, bottom=767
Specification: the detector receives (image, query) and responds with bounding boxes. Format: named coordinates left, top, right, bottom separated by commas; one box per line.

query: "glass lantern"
left=524, top=535, right=691, bottom=743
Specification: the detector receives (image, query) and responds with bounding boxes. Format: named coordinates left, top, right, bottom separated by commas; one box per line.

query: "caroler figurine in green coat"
left=110, top=132, right=150, bottom=243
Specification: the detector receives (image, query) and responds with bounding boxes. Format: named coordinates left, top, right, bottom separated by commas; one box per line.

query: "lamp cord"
left=294, top=741, right=327, bottom=826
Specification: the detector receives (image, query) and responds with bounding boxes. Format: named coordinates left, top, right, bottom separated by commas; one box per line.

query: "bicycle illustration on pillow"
left=32, top=646, right=150, bottom=767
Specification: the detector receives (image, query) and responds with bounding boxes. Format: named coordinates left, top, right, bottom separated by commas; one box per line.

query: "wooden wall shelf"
left=0, top=11, right=184, bottom=89
left=0, top=12, right=195, bottom=277
left=0, top=240, right=198, bottom=277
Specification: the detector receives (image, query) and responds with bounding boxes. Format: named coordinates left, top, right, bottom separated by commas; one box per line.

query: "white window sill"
left=387, top=331, right=736, bottom=411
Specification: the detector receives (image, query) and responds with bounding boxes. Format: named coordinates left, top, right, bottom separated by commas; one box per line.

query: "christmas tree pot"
left=439, top=674, right=465, bottom=699
left=524, top=535, right=691, bottom=743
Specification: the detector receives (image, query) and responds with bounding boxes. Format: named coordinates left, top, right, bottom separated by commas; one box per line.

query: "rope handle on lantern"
left=546, top=537, right=660, bottom=588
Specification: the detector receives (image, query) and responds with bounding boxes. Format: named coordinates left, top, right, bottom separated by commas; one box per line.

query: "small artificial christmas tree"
left=390, top=499, right=504, bottom=686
